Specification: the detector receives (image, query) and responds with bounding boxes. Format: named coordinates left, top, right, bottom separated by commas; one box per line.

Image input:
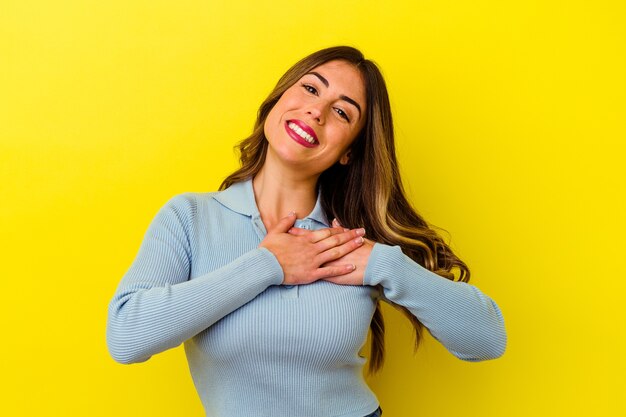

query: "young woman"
left=107, top=46, right=506, bottom=417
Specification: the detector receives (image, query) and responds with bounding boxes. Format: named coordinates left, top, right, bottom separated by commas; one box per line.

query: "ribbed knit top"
left=106, top=179, right=507, bottom=417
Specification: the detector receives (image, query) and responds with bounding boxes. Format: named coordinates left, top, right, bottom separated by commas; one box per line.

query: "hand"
left=259, top=212, right=367, bottom=285
left=289, top=218, right=374, bottom=286
left=321, top=238, right=374, bottom=285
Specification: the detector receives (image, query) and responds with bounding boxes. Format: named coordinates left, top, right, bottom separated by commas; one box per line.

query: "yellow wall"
left=2, top=1, right=624, bottom=415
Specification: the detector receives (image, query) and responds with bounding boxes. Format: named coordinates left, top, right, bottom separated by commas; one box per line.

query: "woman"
left=107, top=46, right=506, bottom=417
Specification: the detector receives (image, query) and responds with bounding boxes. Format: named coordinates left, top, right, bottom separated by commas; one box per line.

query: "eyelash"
left=300, top=83, right=350, bottom=122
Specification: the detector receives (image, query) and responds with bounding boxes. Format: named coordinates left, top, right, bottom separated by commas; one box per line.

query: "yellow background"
left=1, top=0, right=624, bottom=415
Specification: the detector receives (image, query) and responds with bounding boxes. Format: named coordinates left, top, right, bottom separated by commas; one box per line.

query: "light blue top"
left=106, top=179, right=506, bottom=417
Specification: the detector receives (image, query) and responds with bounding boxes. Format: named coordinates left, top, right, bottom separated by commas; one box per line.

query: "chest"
left=192, top=281, right=377, bottom=367
left=186, top=204, right=378, bottom=366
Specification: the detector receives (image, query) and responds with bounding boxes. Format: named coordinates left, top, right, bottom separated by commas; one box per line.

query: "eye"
left=301, top=83, right=318, bottom=95
left=334, top=108, right=350, bottom=122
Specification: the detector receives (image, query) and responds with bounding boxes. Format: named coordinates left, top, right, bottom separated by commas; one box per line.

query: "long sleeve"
left=363, top=243, right=506, bottom=361
left=106, top=194, right=284, bottom=364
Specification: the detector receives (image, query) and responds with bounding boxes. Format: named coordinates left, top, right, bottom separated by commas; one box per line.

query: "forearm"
left=106, top=248, right=283, bottom=364
left=364, top=243, right=507, bottom=361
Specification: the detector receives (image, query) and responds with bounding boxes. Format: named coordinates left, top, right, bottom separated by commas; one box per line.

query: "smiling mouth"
left=286, top=121, right=318, bottom=145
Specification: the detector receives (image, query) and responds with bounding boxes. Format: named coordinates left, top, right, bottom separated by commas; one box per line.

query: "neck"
left=253, top=161, right=319, bottom=231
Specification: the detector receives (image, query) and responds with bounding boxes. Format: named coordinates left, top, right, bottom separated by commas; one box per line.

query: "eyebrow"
left=306, top=71, right=362, bottom=118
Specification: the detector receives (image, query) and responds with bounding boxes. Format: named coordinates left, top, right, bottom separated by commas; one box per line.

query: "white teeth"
left=288, top=122, right=316, bottom=144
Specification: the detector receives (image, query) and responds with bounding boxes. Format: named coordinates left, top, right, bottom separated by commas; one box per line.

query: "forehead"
left=305, top=60, right=366, bottom=105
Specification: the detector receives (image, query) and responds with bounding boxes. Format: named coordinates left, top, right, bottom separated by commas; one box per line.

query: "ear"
left=339, top=149, right=351, bottom=165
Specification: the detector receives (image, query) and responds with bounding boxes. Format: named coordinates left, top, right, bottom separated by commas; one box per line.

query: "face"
left=263, top=59, right=367, bottom=176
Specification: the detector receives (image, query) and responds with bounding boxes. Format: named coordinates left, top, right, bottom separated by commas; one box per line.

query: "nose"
left=306, top=103, right=324, bottom=124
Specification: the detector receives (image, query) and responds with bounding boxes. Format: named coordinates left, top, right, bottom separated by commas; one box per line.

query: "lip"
left=284, top=119, right=319, bottom=148
left=289, top=119, right=318, bottom=142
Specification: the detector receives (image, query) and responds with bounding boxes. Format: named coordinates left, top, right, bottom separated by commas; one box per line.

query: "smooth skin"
left=288, top=218, right=375, bottom=286
left=257, top=60, right=373, bottom=286
left=261, top=213, right=367, bottom=285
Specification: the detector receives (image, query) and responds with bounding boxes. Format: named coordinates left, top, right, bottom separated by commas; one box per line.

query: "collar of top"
left=212, top=178, right=330, bottom=228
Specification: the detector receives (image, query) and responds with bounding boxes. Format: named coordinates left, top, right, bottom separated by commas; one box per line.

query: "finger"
left=321, top=274, right=361, bottom=286
left=268, top=212, right=297, bottom=234
left=316, top=235, right=364, bottom=265
left=307, top=227, right=346, bottom=243
left=288, top=227, right=310, bottom=236
left=312, top=263, right=356, bottom=280
left=314, top=228, right=366, bottom=252
left=332, top=218, right=351, bottom=232
left=332, top=218, right=348, bottom=227
left=321, top=275, right=344, bottom=285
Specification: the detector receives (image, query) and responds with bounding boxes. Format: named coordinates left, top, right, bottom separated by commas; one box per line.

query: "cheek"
left=334, top=126, right=360, bottom=149
left=275, top=88, right=299, bottom=107
left=264, top=103, right=284, bottom=137
left=265, top=95, right=293, bottom=126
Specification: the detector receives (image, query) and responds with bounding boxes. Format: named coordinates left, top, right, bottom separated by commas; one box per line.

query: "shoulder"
left=159, top=189, right=244, bottom=226
left=154, top=191, right=221, bottom=228
left=161, top=190, right=222, bottom=212
left=154, top=183, right=254, bottom=236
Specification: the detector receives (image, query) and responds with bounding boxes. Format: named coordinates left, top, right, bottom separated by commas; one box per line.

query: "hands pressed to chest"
left=258, top=212, right=373, bottom=286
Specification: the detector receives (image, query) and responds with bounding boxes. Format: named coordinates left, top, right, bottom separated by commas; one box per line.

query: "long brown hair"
left=220, top=46, right=470, bottom=375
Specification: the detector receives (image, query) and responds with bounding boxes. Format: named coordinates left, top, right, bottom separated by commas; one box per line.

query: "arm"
left=106, top=194, right=284, bottom=364
left=364, top=243, right=507, bottom=361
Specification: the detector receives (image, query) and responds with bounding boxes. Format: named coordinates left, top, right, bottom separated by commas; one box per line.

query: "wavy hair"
left=220, top=46, right=470, bottom=375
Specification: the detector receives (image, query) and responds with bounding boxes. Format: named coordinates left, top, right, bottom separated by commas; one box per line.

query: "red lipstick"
left=289, top=119, right=318, bottom=142
left=284, top=120, right=319, bottom=148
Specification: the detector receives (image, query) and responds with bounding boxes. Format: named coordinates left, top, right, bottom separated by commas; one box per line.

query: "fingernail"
left=347, top=264, right=356, bottom=271
left=288, top=211, right=296, bottom=217
left=356, top=228, right=366, bottom=236
left=355, top=236, right=364, bottom=244
left=332, top=218, right=339, bottom=226
left=343, top=228, right=349, bottom=232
